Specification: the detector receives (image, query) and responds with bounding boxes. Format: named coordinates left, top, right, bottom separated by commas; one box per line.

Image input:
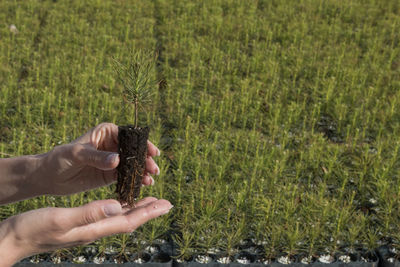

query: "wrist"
left=0, top=154, right=45, bottom=205
left=0, top=219, right=28, bottom=266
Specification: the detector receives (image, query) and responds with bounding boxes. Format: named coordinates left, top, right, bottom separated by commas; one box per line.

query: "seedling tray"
left=12, top=260, right=379, bottom=266
left=14, top=251, right=379, bottom=267
left=377, top=246, right=400, bottom=267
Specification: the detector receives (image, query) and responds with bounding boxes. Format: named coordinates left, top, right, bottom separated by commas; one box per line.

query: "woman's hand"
left=0, top=197, right=173, bottom=266
left=0, top=122, right=160, bottom=204
left=36, top=122, right=160, bottom=196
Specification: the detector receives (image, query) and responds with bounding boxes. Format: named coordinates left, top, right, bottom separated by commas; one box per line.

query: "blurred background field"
left=0, top=0, right=400, bottom=262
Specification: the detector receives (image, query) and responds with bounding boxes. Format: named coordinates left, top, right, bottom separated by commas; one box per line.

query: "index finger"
left=147, top=140, right=160, bottom=157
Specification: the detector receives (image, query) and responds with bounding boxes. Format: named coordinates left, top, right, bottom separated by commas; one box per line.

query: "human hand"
left=0, top=197, right=172, bottom=266
left=35, top=123, right=160, bottom=196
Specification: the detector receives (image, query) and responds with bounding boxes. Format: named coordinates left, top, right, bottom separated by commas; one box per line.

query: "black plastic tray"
left=13, top=248, right=381, bottom=266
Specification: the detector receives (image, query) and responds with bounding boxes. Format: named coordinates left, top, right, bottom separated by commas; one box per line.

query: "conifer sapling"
left=113, top=51, right=157, bottom=207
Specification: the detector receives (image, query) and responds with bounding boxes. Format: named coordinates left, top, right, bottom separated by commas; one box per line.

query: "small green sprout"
left=113, top=51, right=157, bottom=128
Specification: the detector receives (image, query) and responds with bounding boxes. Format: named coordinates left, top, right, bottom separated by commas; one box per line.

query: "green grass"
left=1, top=0, right=400, bottom=262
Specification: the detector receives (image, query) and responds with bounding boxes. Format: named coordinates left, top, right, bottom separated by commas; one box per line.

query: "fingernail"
left=157, top=149, right=161, bottom=157
left=155, top=166, right=160, bottom=176
left=161, top=205, right=173, bottom=215
left=106, top=153, right=119, bottom=164
left=150, top=176, right=155, bottom=185
left=104, top=203, right=122, bottom=217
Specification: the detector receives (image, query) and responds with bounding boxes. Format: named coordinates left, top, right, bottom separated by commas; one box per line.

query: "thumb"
left=73, top=144, right=120, bottom=170
left=65, top=199, right=123, bottom=227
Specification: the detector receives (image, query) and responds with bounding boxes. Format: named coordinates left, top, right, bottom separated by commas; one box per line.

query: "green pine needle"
left=113, top=51, right=157, bottom=127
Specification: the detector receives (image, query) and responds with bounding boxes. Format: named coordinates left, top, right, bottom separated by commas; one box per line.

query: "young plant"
left=113, top=51, right=157, bottom=206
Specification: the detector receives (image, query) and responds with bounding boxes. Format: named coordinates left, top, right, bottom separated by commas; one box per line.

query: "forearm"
left=0, top=155, right=44, bottom=205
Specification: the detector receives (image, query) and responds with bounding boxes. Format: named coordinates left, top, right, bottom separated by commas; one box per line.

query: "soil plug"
left=113, top=51, right=157, bottom=207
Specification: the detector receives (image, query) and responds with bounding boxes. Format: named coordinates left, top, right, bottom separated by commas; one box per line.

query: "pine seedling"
left=113, top=51, right=158, bottom=206
left=113, top=51, right=155, bottom=128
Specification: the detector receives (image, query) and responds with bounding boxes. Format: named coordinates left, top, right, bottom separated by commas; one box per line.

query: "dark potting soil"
left=116, top=126, right=149, bottom=207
